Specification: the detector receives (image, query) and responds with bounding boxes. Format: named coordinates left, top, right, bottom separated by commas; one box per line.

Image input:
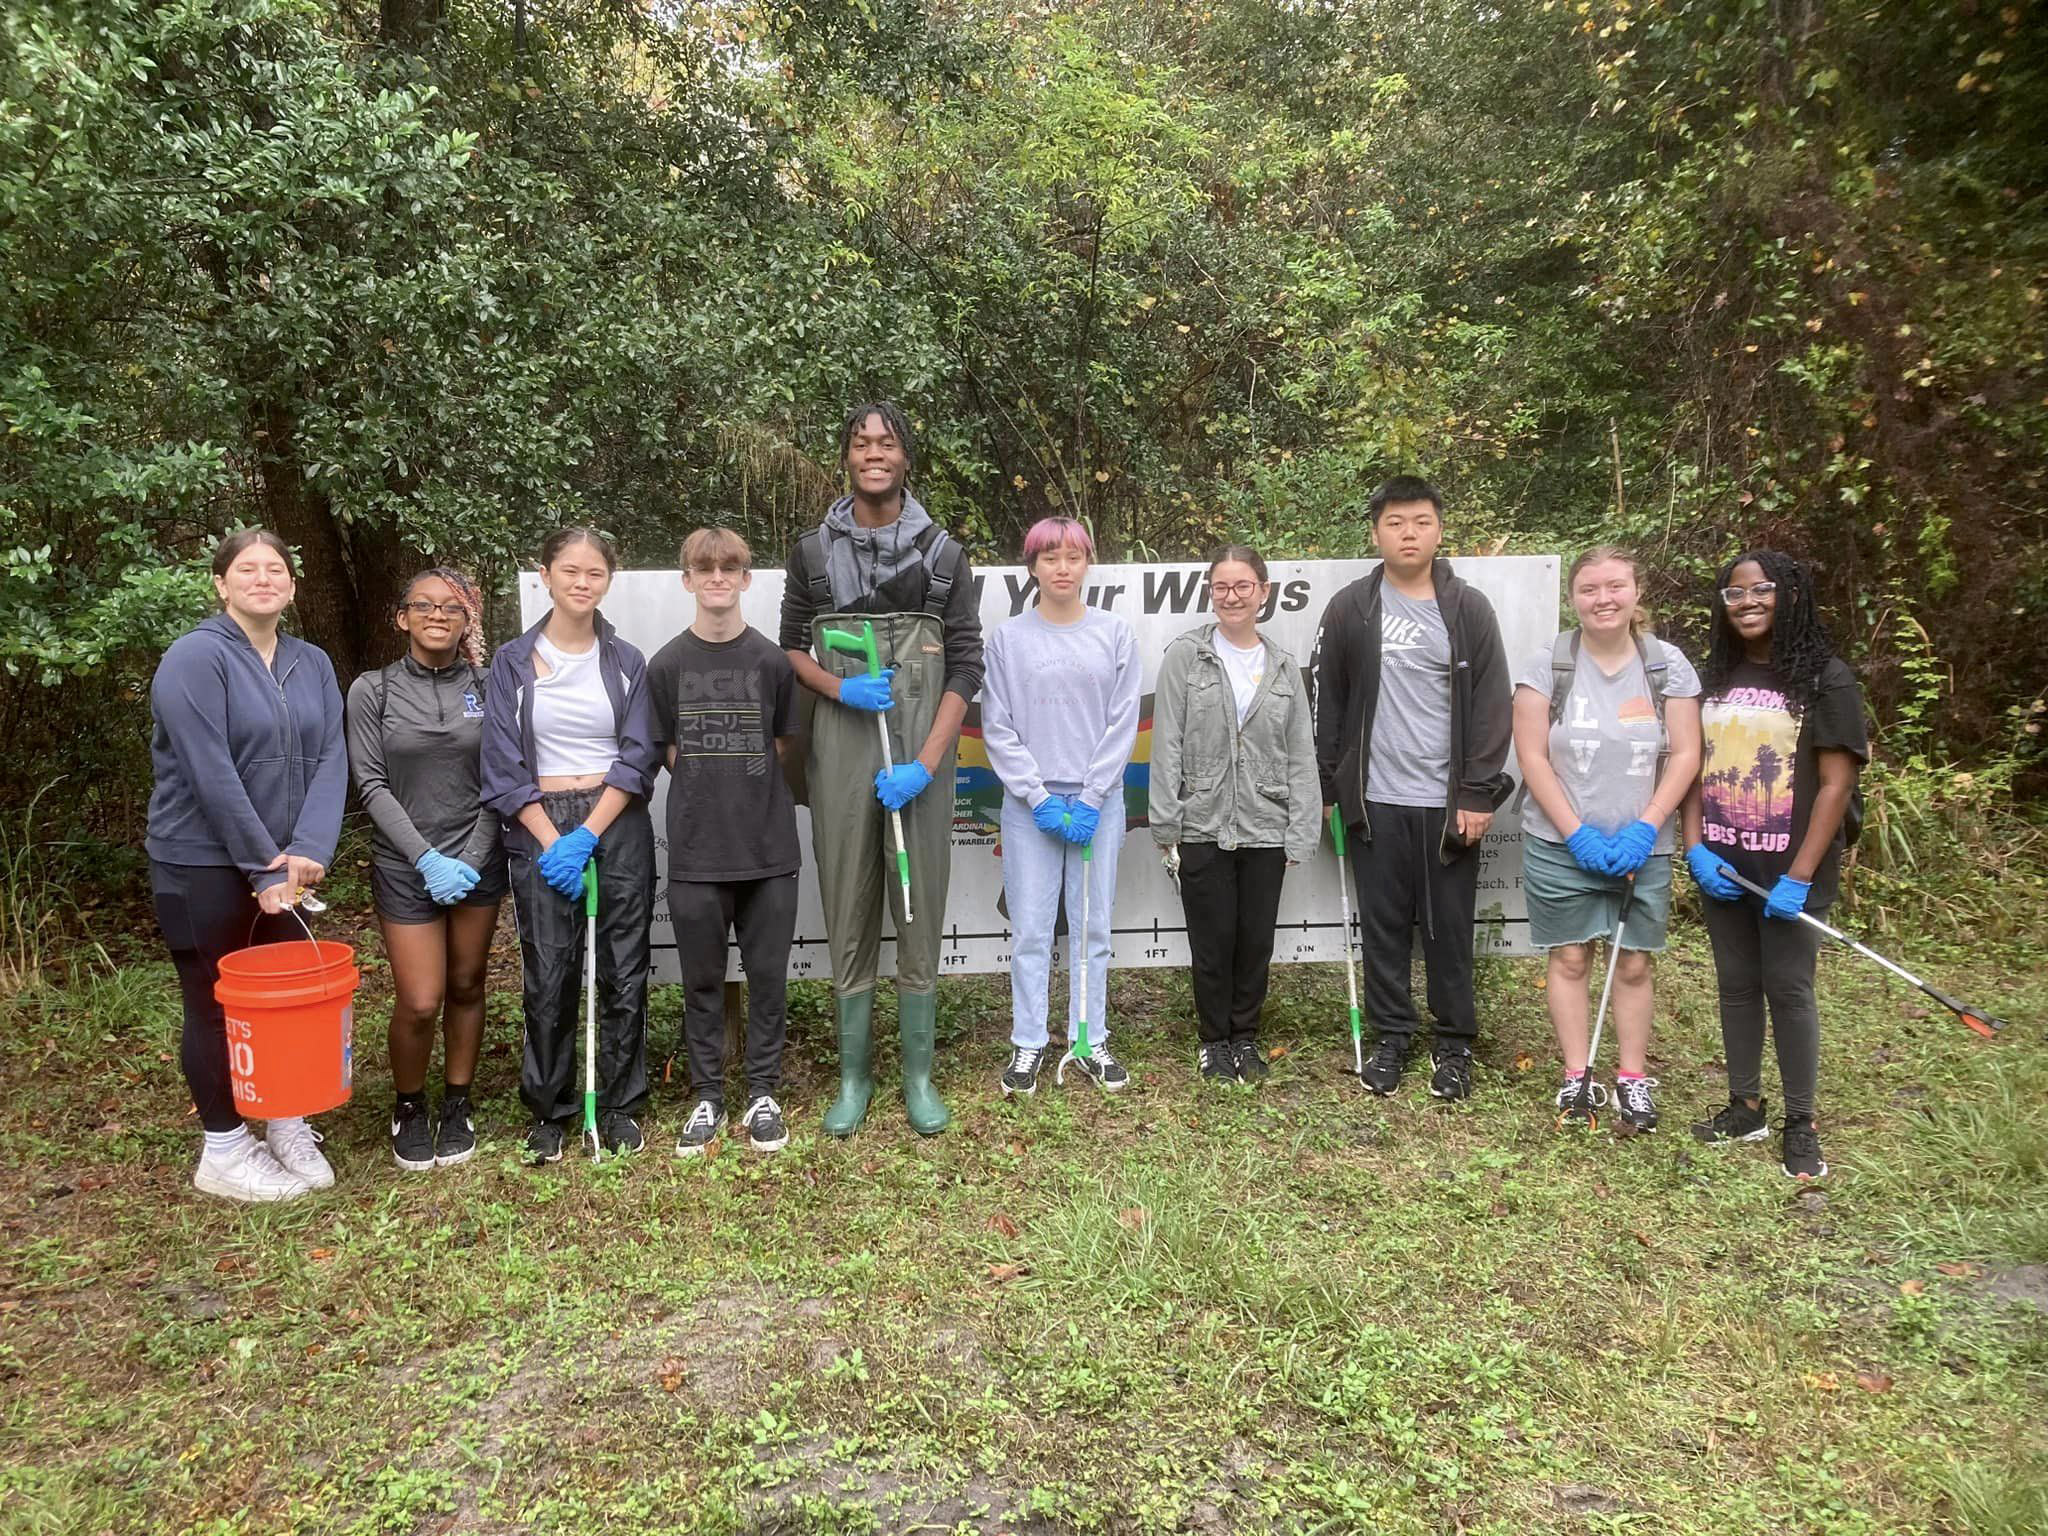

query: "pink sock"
left=1616, top=1070, right=1645, bottom=1081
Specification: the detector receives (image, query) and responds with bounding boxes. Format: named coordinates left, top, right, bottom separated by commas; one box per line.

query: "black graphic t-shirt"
left=1699, top=657, right=1866, bottom=906
left=646, top=627, right=802, bottom=881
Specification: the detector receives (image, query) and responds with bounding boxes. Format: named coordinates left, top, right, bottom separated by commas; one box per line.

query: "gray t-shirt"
left=1515, top=636, right=1701, bottom=852
left=1367, top=587, right=1452, bottom=806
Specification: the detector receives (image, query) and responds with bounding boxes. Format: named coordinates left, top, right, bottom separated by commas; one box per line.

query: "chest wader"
left=808, top=609, right=956, bottom=1136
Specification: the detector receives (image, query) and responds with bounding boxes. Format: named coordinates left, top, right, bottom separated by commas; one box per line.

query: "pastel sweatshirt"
left=981, top=606, right=1141, bottom=812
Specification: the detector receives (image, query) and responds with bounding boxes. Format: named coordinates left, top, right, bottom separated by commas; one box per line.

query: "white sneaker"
left=194, top=1136, right=313, bottom=1203
left=265, top=1118, right=335, bottom=1190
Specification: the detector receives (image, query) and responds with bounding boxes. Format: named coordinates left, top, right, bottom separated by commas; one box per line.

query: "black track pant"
left=668, top=873, right=798, bottom=1107
left=507, top=789, right=655, bottom=1122
left=1349, top=801, right=1479, bottom=1045
left=1700, top=892, right=1826, bottom=1120
left=1178, top=843, right=1288, bottom=1045
left=151, top=861, right=302, bottom=1132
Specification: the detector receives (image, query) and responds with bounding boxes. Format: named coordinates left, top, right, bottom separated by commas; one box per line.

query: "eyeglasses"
left=404, top=601, right=468, bottom=619
left=1208, top=581, right=1262, bottom=600
left=1719, top=582, right=1778, bottom=605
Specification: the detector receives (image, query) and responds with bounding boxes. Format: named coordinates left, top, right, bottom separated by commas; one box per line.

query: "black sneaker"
left=1197, top=1042, right=1238, bottom=1083
left=1553, top=1073, right=1609, bottom=1114
left=1061, top=1045, right=1130, bottom=1092
left=674, top=1098, right=723, bottom=1157
left=1781, top=1117, right=1829, bottom=1180
left=600, top=1113, right=644, bottom=1155
left=434, top=1097, right=477, bottom=1167
left=1360, top=1034, right=1407, bottom=1095
left=390, top=1098, right=434, bottom=1172
left=1613, top=1076, right=1659, bottom=1133
left=1690, top=1097, right=1770, bottom=1144
left=525, top=1120, right=565, bottom=1164
left=1233, top=1039, right=1269, bottom=1084
left=1001, top=1045, right=1047, bottom=1097
left=1429, top=1046, right=1474, bottom=1101
left=740, top=1095, right=787, bottom=1153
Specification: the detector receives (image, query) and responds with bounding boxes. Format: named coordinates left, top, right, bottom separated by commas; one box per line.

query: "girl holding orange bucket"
left=347, top=567, right=506, bottom=1172
left=146, top=529, right=349, bottom=1203
left=481, top=529, right=661, bottom=1163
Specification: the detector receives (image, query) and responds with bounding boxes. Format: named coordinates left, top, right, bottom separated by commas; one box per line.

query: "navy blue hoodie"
left=146, top=614, right=348, bottom=891
left=479, top=609, right=659, bottom=832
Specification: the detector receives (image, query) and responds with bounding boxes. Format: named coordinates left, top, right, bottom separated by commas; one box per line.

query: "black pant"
left=151, top=861, right=303, bottom=1132
left=668, top=873, right=798, bottom=1105
left=507, top=789, right=655, bottom=1122
left=1701, top=892, right=1826, bottom=1119
left=1178, top=843, right=1288, bottom=1045
left=1350, top=802, right=1479, bottom=1045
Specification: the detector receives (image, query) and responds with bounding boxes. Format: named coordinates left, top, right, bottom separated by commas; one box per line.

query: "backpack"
left=1511, top=630, right=1670, bottom=814
left=801, top=522, right=963, bottom=618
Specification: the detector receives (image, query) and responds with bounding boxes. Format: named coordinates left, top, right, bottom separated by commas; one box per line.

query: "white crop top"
left=532, top=635, right=620, bottom=778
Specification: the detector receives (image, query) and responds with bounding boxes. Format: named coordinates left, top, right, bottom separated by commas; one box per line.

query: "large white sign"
left=521, top=557, right=1560, bottom=982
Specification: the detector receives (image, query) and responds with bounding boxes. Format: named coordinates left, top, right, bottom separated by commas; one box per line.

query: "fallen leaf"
left=659, top=1355, right=685, bottom=1392
left=1936, top=1261, right=1978, bottom=1278
left=1899, top=1280, right=1926, bottom=1297
left=1854, top=1370, right=1894, bottom=1394
left=304, top=1344, right=324, bottom=1358
left=214, top=1257, right=239, bottom=1274
left=1632, top=1230, right=1652, bottom=1247
left=987, top=1213, right=1020, bottom=1239
left=309, top=1248, right=335, bottom=1262
left=1514, top=1052, right=1534, bottom=1073
left=1005, top=1141, right=1025, bottom=1157
left=985, top=1262, right=1026, bottom=1283
left=1804, top=1371, right=1839, bottom=1391
left=1266, top=1045, right=1288, bottom=1061
left=1117, top=1206, right=1151, bottom=1231
left=1488, top=1202, right=1509, bottom=1217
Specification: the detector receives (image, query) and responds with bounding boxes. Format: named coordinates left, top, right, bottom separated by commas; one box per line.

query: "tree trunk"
left=380, top=0, right=445, bottom=50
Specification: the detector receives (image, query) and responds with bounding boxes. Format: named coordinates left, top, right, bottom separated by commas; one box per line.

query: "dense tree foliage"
left=3, top=0, right=2043, bottom=829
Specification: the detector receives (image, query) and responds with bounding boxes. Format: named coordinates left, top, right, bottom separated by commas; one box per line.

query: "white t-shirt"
left=532, top=634, right=620, bottom=777
left=1215, top=634, right=1267, bottom=724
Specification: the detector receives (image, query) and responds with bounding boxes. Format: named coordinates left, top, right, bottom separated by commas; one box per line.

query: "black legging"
left=1177, top=843, right=1288, bottom=1045
left=1701, top=892, right=1827, bottom=1120
left=151, top=861, right=302, bottom=1132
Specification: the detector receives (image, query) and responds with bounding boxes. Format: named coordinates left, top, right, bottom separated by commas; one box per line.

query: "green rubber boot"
left=822, top=990, right=875, bottom=1138
left=897, top=989, right=950, bottom=1135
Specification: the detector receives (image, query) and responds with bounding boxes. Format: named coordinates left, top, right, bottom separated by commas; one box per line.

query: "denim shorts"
left=1523, top=836, right=1672, bottom=952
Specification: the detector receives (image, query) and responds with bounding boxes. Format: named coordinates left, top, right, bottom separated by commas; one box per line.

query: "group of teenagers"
left=145, top=402, right=1866, bottom=1204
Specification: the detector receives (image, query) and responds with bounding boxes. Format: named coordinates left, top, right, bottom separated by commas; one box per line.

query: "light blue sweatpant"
left=1000, top=790, right=1123, bottom=1050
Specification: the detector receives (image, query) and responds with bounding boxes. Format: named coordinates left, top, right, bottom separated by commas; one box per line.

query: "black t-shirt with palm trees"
left=1698, top=658, right=1867, bottom=908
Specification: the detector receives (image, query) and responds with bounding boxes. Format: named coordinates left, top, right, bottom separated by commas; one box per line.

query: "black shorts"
left=372, top=857, right=510, bottom=925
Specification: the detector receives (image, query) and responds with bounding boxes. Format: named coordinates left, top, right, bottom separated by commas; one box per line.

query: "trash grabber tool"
left=1719, top=867, right=2006, bottom=1038
left=1056, top=829, right=1095, bottom=1085
left=1560, top=873, right=1632, bottom=1131
left=1330, top=807, right=1364, bottom=1076
left=821, top=620, right=914, bottom=925
left=582, top=860, right=603, bottom=1163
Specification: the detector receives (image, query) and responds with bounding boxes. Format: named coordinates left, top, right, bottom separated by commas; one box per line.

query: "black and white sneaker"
left=434, top=1097, right=476, bottom=1166
left=1001, top=1046, right=1047, bottom=1097
left=1360, top=1034, right=1406, bottom=1095
left=1690, top=1097, right=1770, bottom=1144
left=674, top=1099, right=723, bottom=1157
left=391, top=1098, right=435, bottom=1172
left=1613, top=1076, right=1660, bottom=1133
left=1233, top=1040, right=1269, bottom=1084
left=1428, top=1046, right=1474, bottom=1101
left=740, top=1095, right=787, bottom=1153
left=1062, top=1045, right=1130, bottom=1092
left=1197, top=1042, right=1238, bottom=1083
left=525, top=1120, right=565, bottom=1164
left=600, top=1113, right=644, bottom=1155
left=1781, top=1117, right=1829, bottom=1180
left=1554, top=1072, right=1609, bottom=1113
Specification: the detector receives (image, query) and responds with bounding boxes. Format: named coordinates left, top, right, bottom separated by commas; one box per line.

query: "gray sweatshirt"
left=345, top=656, right=500, bottom=875
left=982, top=607, right=1141, bottom=811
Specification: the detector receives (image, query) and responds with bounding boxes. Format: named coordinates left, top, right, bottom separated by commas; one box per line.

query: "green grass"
left=0, top=911, right=2043, bottom=1535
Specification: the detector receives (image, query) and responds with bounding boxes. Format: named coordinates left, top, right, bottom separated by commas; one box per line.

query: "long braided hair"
left=1700, top=548, right=1835, bottom=716
left=400, top=566, right=488, bottom=669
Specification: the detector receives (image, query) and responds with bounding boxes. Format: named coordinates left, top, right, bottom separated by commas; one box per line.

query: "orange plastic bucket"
left=213, top=939, right=360, bottom=1119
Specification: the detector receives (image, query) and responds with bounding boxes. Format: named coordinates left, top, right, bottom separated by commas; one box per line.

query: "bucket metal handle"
left=246, top=891, right=324, bottom=947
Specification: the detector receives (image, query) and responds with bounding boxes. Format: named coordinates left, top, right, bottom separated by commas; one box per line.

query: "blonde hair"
left=1567, top=544, right=1650, bottom=635
left=680, top=526, right=752, bottom=571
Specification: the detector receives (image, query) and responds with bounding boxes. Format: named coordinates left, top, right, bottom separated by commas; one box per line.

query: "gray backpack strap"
left=1636, top=633, right=1669, bottom=725
left=801, top=528, right=832, bottom=608
left=1546, top=630, right=1580, bottom=724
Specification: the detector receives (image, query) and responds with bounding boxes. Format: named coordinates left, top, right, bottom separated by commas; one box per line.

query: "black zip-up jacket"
left=1309, top=558, right=1514, bottom=860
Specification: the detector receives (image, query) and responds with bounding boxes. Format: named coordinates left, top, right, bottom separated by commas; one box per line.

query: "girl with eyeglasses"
left=346, top=567, right=507, bottom=1171
left=1680, top=550, right=1867, bottom=1180
left=1148, top=545, right=1320, bottom=1083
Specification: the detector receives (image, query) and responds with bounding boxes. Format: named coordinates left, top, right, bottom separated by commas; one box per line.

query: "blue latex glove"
left=1032, top=794, right=1071, bottom=835
left=1685, top=844, right=1741, bottom=902
left=415, top=849, right=479, bottom=905
left=1764, top=874, right=1813, bottom=922
left=874, top=761, right=932, bottom=811
left=539, top=825, right=599, bottom=897
left=1608, top=819, right=1659, bottom=876
left=1061, top=800, right=1101, bottom=847
left=838, top=669, right=896, bottom=712
left=1565, top=825, right=1613, bottom=876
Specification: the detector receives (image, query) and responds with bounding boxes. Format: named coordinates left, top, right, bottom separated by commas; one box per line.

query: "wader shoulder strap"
left=914, top=525, right=961, bottom=618
left=800, top=528, right=832, bottom=608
